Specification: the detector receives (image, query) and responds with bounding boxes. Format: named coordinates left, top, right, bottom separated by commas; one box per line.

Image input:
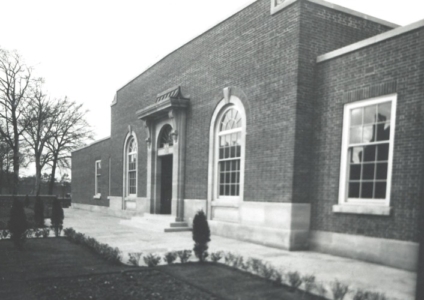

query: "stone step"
left=170, top=222, right=189, bottom=228
left=164, top=227, right=192, bottom=233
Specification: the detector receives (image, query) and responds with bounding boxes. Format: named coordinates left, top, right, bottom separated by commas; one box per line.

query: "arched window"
left=126, top=137, right=137, bottom=196
left=210, top=95, right=246, bottom=203
left=217, top=108, right=242, bottom=197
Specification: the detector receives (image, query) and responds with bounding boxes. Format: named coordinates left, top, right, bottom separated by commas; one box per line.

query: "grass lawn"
left=0, top=238, right=322, bottom=300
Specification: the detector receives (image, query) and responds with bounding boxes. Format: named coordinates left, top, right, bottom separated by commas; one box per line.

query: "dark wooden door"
left=160, top=155, right=172, bottom=214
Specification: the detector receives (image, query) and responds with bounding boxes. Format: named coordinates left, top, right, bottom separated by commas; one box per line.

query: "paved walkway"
left=63, top=208, right=416, bottom=300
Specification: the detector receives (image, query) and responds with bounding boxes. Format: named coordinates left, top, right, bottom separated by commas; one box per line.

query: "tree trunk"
left=12, top=145, right=19, bottom=195
left=48, top=154, right=58, bottom=195
left=0, top=159, right=3, bottom=195
left=35, top=155, right=41, bottom=196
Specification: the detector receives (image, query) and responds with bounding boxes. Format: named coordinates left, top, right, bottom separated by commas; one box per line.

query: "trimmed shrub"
left=1, top=229, right=10, bottom=239
left=302, top=275, right=316, bottom=298
left=210, top=251, right=224, bottom=263
left=128, top=252, right=143, bottom=266
left=164, top=251, right=178, bottom=265
left=34, top=196, right=45, bottom=228
left=8, top=198, right=28, bottom=248
left=316, top=282, right=327, bottom=298
left=51, top=199, right=64, bottom=237
left=273, top=270, right=284, bottom=286
left=249, top=258, right=262, bottom=274
left=177, top=250, right=192, bottom=263
left=143, top=253, right=161, bottom=267
left=287, top=271, right=302, bottom=292
left=192, top=210, right=210, bottom=262
left=42, top=228, right=50, bottom=238
left=64, top=228, right=122, bottom=265
left=260, top=263, right=275, bottom=280
left=331, top=280, right=349, bottom=300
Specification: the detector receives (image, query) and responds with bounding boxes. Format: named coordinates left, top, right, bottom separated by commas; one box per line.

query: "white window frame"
left=338, top=94, right=397, bottom=211
left=210, top=96, right=246, bottom=207
left=95, top=160, right=101, bottom=195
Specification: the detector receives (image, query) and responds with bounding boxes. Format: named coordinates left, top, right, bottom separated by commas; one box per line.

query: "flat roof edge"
left=317, top=19, right=424, bottom=63
left=307, top=0, right=399, bottom=29
left=72, top=136, right=111, bottom=154
left=115, top=0, right=258, bottom=94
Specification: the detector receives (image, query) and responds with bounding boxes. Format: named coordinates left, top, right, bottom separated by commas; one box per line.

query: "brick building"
left=72, top=0, right=423, bottom=271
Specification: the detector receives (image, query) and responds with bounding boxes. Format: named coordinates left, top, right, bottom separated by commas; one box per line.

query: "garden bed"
left=0, top=238, right=324, bottom=300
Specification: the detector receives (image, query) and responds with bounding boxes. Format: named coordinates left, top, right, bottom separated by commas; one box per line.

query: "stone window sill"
left=333, top=204, right=392, bottom=216
left=93, top=193, right=101, bottom=200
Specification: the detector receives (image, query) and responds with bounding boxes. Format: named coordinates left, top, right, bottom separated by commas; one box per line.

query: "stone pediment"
left=136, top=86, right=190, bottom=121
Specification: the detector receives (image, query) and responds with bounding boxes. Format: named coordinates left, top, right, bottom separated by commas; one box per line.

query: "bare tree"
left=22, top=83, right=61, bottom=195
left=0, top=142, right=12, bottom=194
left=45, top=98, right=93, bottom=194
left=0, top=48, right=40, bottom=194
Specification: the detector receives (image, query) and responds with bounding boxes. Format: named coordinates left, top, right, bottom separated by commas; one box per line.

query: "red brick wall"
left=108, top=0, right=393, bottom=204
left=111, top=0, right=303, bottom=202
left=72, top=139, right=111, bottom=206
left=292, top=1, right=392, bottom=203
left=311, top=28, right=424, bottom=242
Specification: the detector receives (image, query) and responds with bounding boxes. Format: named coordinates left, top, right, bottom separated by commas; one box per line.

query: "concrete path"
left=63, top=208, right=416, bottom=300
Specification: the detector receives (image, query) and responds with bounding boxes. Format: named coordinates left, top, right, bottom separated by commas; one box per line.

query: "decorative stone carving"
left=143, top=121, right=151, bottom=146
left=223, top=87, right=231, bottom=104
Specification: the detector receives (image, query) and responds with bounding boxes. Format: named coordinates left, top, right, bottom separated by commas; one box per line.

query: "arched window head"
left=159, top=124, right=174, bottom=148
left=126, top=137, right=137, bottom=196
left=220, top=108, right=242, bottom=131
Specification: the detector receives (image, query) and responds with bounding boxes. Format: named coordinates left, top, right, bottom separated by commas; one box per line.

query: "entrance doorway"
left=160, top=155, right=173, bottom=214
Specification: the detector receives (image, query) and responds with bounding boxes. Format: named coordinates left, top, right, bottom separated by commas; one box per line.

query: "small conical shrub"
left=34, top=196, right=45, bottom=228
left=51, top=199, right=64, bottom=237
left=8, top=198, right=28, bottom=249
left=192, top=210, right=211, bottom=262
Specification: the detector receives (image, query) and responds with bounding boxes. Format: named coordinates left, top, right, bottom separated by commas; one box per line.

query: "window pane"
left=349, top=164, right=361, bottom=180
left=220, top=136, right=226, bottom=147
left=225, top=146, right=230, bottom=159
left=364, top=105, right=376, bottom=124
left=350, top=147, right=363, bottom=164
left=231, top=172, right=236, bottom=184
left=363, top=145, right=376, bottom=162
left=377, top=144, right=389, bottom=161
left=349, top=127, right=362, bottom=144
left=375, top=182, right=387, bottom=199
left=376, top=163, right=388, bottom=180
left=219, top=185, right=224, bottom=196
left=220, top=173, right=225, bottom=184
left=235, top=185, right=240, bottom=196
left=362, top=125, right=375, bottom=143
left=378, top=102, right=391, bottom=121
left=348, top=182, right=360, bottom=198
left=351, top=108, right=362, bottom=126
left=225, top=185, right=230, bottom=196
left=361, top=182, right=374, bottom=198
left=230, top=185, right=236, bottom=196
left=219, top=148, right=224, bottom=159
left=362, top=164, right=375, bottom=180
left=376, top=123, right=390, bottom=141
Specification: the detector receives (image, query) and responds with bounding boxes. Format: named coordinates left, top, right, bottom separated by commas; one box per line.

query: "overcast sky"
left=1, top=0, right=423, bottom=175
